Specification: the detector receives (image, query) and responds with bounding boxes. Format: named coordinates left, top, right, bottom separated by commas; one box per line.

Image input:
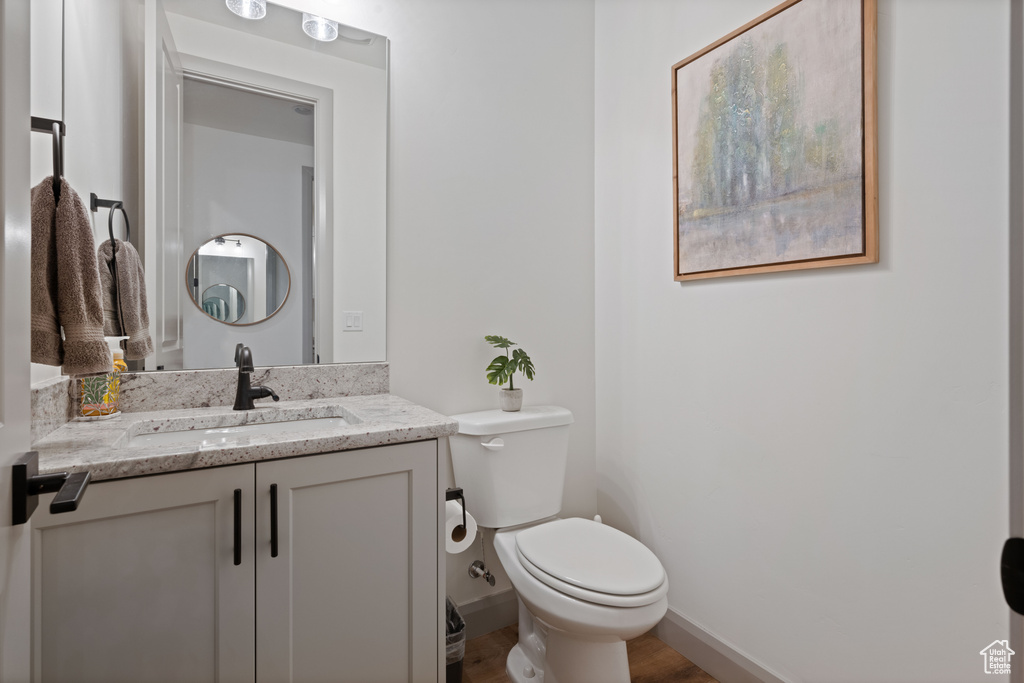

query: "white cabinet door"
left=32, top=465, right=256, bottom=683
left=255, top=441, right=439, bottom=683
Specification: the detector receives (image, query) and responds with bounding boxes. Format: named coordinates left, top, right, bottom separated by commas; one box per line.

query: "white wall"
left=595, top=1, right=1009, bottom=681
left=182, top=123, right=312, bottom=368
left=275, top=0, right=597, bottom=606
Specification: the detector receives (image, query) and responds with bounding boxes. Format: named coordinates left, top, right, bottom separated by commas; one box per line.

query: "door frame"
left=175, top=53, right=334, bottom=365
left=1012, top=0, right=1024, bottom=679
left=0, top=0, right=37, bottom=679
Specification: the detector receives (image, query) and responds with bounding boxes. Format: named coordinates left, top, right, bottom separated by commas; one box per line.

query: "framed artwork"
left=672, top=0, right=877, bottom=281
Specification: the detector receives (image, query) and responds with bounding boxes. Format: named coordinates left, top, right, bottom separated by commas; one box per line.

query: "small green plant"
left=485, top=335, right=536, bottom=390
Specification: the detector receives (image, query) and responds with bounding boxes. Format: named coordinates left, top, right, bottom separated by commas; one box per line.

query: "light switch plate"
left=343, top=311, right=363, bottom=331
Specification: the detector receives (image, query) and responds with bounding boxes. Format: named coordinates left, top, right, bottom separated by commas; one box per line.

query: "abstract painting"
left=672, top=0, right=877, bottom=281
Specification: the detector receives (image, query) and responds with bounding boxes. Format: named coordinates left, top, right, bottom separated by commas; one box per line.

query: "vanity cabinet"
left=254, top=442, right=439, bottom=683
left=31, top=440, right=441, bottom=683
left=33, top=464, right=256, bottom=683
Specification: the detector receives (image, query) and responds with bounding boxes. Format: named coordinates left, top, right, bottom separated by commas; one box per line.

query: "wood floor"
left=461, top=624, right=719, bottom=683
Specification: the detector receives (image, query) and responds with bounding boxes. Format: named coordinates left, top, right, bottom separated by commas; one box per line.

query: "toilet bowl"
left=449, top=407, right=669, bottom=683
left=493, top=518, right=668, bottom=683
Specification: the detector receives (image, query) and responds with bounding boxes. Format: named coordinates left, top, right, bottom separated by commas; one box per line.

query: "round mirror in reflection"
left=201, top=287, right=245, bottom=323
left=186, top=234, right=290, bottom=326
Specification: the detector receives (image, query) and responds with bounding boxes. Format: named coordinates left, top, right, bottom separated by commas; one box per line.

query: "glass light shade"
left=226, top=0, right=266, bottom=20
left=302, top=13, right=339, bottom=42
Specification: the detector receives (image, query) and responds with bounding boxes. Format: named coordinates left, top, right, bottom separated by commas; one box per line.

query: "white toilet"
left=449, top=406, right=668, bottom=683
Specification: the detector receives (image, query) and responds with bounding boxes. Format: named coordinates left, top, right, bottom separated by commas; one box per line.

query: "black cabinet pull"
left=270, top=484, right=279, bottom=558
left=233, top=488, right=242, bottom=566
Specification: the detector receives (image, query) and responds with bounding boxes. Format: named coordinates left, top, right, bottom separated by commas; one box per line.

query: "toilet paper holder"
left=445, top=487, right=467, bottom=533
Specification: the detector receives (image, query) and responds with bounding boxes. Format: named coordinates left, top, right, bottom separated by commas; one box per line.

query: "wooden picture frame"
left=672, top=0, right=877, bottom=282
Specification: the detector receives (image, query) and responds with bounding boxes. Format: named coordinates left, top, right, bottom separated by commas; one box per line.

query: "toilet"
left=449, top=406, right=668, bottom=683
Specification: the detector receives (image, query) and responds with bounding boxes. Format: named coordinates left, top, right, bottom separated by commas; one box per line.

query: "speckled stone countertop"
left=33, top=395, right=458, bottom=482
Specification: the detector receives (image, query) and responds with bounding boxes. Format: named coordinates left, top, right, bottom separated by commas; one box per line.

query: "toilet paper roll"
left=445, top=500, right=478, bottom=554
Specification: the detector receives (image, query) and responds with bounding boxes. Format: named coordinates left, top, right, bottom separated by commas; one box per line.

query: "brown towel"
left=97, top=239, right=153, bottom=360
left=31, top=177, right=111, bottom=376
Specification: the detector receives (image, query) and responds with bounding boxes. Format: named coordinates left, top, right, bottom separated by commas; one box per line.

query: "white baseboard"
left=455, top=589, right=518, bottom=640
left=655, top=607, right=791, bottom=683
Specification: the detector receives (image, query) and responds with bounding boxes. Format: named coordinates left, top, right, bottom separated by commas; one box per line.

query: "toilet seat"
left=514, top=518, right=668, bottom=608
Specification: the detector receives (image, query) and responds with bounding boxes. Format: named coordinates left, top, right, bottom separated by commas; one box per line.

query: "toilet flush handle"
left=480, top=438, right=504, bottom=451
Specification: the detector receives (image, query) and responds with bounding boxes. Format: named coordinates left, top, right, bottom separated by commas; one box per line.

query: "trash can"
left=445, top=597, right=466, bottom=683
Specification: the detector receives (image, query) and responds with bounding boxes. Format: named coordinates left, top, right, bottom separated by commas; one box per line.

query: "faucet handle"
left=234, top=343, right=245, bottom=367
left=238, top=346, right=254, bottom=373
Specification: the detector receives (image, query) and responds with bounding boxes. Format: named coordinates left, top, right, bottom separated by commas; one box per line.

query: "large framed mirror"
left=48, top=0, right=388, bottom=372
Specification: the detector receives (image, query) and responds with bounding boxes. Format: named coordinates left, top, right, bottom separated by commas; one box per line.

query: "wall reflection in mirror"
left=52, top=0, right=388, bottom=372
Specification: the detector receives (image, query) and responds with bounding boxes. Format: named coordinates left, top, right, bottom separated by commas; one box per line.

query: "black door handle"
left=233, top=489, right=242, bottom=566
left=270, top=484, right=279, bottom=558
left=12, top=451, right=91, bottom=525
left=1003, top=538, right=1024, bottom=614
left=51, top=471, right=91, bottom=514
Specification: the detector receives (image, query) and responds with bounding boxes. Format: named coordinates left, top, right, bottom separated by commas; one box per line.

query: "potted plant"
left=485, top=335, right=536, bottom=412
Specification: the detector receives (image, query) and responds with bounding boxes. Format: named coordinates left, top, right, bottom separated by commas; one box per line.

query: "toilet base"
left=506, top=642, right=541, bottom=683
left=505, top=599, right=631, bottom=683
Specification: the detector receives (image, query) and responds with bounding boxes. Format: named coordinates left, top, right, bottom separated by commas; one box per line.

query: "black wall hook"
left=30, top=117, right=65, bottom=202
left=50, top=122, right=62, bottom=201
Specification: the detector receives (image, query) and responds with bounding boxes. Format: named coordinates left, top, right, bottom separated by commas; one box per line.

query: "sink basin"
left=127, top=416, right=351, bottom=450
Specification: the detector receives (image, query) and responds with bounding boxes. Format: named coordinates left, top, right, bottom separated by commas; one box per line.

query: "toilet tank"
left=449, top=406, right=573, bottom=529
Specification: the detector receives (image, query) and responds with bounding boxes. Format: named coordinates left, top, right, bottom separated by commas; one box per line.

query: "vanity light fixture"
left=225, top=0, right=266, bottom=20
left=302, top=13, right=339, bottom=42
left=235, top=240, right=243, bottom=247
left=214, top=236, right=227, bottom=245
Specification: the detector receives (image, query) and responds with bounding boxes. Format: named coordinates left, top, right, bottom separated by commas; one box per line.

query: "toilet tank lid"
left=451, top=406, right=574, bottom=436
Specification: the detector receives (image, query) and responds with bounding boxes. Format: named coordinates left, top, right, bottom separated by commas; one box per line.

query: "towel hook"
left=50, top=122, right=62, bottom=202
left=30, top=117, right=66, bottom=203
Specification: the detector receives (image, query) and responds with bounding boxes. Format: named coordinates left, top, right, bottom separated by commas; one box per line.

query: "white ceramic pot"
left=499, top=388, right=523, bottom=412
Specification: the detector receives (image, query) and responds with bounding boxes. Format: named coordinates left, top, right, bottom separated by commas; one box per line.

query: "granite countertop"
left=32, top=395, right=458, bottom=482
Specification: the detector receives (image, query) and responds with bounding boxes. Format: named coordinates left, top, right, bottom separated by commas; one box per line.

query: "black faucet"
left=233, top=344, right=280, bottom=410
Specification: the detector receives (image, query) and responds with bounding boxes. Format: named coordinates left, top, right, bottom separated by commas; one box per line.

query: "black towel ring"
left=107, top=201, right=129, bottom=246
left=107, top=202, right=129, bottom=337
left=87, top=193, right=131, bottom=336
left=50, top=121, right=62, bottom=202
